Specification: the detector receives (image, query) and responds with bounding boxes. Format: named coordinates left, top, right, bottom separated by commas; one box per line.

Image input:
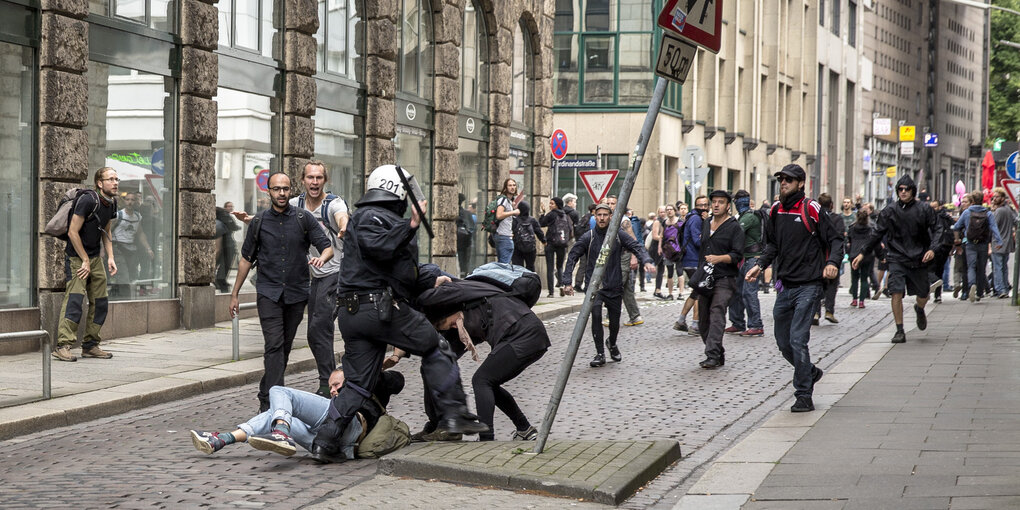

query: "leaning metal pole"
left=534, top=77, right=669, bottom=454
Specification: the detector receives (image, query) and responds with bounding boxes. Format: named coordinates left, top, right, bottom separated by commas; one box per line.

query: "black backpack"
left=746, top=208, right=768, bottom=253
left=966, top=209, right=991, bottom=243
left=574, top=212, right=592, bottom=238
left=546, top=212, right=572, bottom=248
left=513, top=217, right=537, bottom=253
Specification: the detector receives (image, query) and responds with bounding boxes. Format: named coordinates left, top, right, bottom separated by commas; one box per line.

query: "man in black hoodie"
left=852, top=175, right=944, bottom=344
left=563, top=204, right=655, bottom=367
left=745, top=164, right=843, bottom=412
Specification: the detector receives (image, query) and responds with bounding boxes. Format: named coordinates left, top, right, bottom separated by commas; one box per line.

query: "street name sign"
left=1002, top=179, right=1020, bottom=210
left=579, top=170, right=620, bottom=204
left=657, top=0, right=723, bottom=53
left=655, top=32, right=698, bottom=84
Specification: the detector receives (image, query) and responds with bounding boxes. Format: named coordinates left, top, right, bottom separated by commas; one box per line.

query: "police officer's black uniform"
left=312, top=169, right=486, bottom=457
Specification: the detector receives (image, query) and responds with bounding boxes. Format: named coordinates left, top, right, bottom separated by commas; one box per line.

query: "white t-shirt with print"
left=290, top=195, right=348, bottom=278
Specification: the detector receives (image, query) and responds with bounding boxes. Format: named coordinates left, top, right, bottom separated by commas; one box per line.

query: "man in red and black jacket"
left=745, top=164, right=843, bottom=413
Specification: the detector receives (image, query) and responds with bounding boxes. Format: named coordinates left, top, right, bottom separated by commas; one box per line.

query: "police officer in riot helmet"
left=311, top=165, right=487, bottom=462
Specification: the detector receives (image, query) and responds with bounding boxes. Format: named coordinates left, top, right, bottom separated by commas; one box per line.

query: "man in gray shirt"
left=991, top=188, right=1017, bottom=298
left=290, top=161, right=350, bottom=396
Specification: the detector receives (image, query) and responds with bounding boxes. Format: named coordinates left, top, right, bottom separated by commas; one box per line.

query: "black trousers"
left=473, top=343, right=544, bottom=441
left=698, top=277, right=736, bottom=361
left=512, top=249, right=537, bottom=271
left=307, top=273, right=339, bottom=386
left=591, top=291, right=622, bottom=354
left=256, top=295, right=307, bottom=410
left=333, top=298, right=468, bottom=429
left=813, top=278, right=838, bottom=316
left=545, top=245, right=566, bottom=293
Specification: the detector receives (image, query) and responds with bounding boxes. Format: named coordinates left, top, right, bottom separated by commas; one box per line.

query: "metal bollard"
left=0, top=330, right=51, bottom=399
left=231, top=302, right=258, bottom=361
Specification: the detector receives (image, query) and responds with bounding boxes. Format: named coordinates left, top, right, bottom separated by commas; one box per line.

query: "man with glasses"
left=53, top=167, right=120, bottom=362
left=745, top=164, right=843, bottom=412
left=852, top=175, right=945, bottom=343
left=230, top=172, right=333, bottom=412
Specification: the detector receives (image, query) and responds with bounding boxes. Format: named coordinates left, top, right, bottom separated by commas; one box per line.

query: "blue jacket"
left=953, top=205, right=1003, bottom=245
left=629, top=216, right=643, bottom=240
left=681, top=210, right=704, bottom=268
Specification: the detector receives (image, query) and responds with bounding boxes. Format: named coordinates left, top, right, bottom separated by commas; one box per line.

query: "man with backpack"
left=51, top=167, right=121, bottom=362
left=562, top=204, right=656, bottom=367
left=853, top=175, right=946, bottom=343
left=540, top=196, right=573, bottom=297
left=674, top=196, right=710, bottom=334
left=230, top=172, right=334, bottom=412
left=745, top=164, right=843, bottom=412
left=510, top=201, right=545, bottom=271
left=290, top=160, right=349, bottom=397
left=725, top=190, right=765, bottom=337
left=952, top=190, right=1003, bottom=302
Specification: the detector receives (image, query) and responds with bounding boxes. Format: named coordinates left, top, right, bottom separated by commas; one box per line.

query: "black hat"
left=774, top=164, right=806, bottom=181
left=595, top=203, right=613, bottom=213
left=709, top=189, right=733, bottom=202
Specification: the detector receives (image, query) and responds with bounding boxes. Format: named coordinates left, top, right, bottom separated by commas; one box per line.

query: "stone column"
left=37, top=0, right=91, bottom=335
left=282, top=0, right=319, bottom=187
left=430, top=0, right=463, bottom=275
left=362, top=2, right=398, bottom=173
left=177, top=0, right=220, bottom=328
left=531, top=11, right=554, bottom=215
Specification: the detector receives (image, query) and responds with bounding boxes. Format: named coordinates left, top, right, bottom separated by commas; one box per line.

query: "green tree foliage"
left=989, top=0, right=1020, bottom=143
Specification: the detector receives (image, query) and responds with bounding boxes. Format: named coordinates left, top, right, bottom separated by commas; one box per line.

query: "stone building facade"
left=0, top=0, right=554, bottom=344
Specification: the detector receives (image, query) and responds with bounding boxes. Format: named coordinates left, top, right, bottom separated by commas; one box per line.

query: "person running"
left=852, top=175, right=945, bottom=343
left=563, top=204, right=655, bottom=367
left=745, top=164, right=843, bottom=412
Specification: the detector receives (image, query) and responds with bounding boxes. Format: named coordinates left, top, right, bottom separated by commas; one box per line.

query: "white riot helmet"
left=358, top=164, right=412, bottom=205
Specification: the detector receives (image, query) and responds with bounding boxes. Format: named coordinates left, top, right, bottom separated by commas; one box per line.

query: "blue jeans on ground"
left=773, top=283, right=821, bottom=398
left=495, top=234, right=514, bottom=263
left=965, top=243, right=990, bottom=298
left=239, top=386, right=330, bottom=451
left=728, top=257, right=763, bottom=330
left=991, top=252, right=1010, bottom=295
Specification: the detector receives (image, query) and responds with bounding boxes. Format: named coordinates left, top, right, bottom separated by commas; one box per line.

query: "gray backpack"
left=44, top=189, right=101, bottom=240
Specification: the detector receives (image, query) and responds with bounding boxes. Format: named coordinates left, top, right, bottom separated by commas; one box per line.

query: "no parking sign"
left=551, top=129, right=568, bottom=161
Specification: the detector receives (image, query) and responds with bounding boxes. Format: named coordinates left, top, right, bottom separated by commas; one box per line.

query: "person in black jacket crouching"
left=694, top=190, right=745, bottom=369
left=745, top=164, right=843, bottom=413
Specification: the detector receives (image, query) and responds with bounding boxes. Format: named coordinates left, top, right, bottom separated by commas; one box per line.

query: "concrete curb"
left=379, top=440, right=682, bottom=505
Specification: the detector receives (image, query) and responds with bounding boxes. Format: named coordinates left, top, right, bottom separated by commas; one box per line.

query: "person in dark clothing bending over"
left=694, top=190, right=745, bottom=369
left=562, top=204, right=656, bottom=367
left=416, top=279, right=550, bottom=442
left=852, top=175, right=946, bottom=343
left=231, top=172, right=333, bottom=412
left=310, top=165, right=487, bottom=461
left=745, top=164, right=843, bottom=412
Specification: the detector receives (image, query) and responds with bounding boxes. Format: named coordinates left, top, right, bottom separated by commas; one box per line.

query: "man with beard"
left=745, top=164, right=843, bottom=412
left=563, top=204, right=655, bottom=367
left=853, top=175, right=945, bottom=343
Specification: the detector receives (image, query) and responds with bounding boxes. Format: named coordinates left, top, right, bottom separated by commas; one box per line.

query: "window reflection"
left=313, top=108, right=364, bottom=205
left=86, top=64, right=175, bottom=301
left=0, top=43, right=34, bottom=309
left=399, top=0, right=433, bottom=100
left=394, top=127, right=433, bottom=263
left=457, top=138, right=487, bottom=277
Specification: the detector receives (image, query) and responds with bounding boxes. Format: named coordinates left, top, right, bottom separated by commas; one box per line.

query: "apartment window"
left=315, top=0, right=360, bottom=80
left=399, top=0, right=434, bottom=100
left=460, top=1, right=489, bottom=113
left=90, top=0, right=174, bottom=31
left=848, top=1, right=857, bottom=47
left=218, top=0, right=275, bottom=58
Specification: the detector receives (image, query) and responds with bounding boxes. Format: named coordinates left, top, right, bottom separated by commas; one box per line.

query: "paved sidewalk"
left=0, top=293, right=589, bottom=440
left=677, top=296, right=1020, bottom=510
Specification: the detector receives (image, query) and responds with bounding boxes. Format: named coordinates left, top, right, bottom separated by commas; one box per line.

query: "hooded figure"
left=860, top=175, right=944, bottom=267
left=511, top=200, right=546, bottom=271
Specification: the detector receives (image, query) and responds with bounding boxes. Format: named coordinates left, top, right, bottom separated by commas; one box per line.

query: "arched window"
left=461, top=2, right=489, bottom=112
left=457, top=1, right=490, bottom=275
left=400, top=0, right=434, bottom=101
left=512, top=22, right=533, bottom=126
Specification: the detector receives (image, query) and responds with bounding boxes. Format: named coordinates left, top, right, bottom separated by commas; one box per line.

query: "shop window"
left=85, top=65, right=176, bottom=301
left=457, top=138, right=487, bottom=277
left=0, top=42, right=34, bottom=309
left=89, top=0, right=174, bottom=31
left=313, top=108, right=364, bottom=204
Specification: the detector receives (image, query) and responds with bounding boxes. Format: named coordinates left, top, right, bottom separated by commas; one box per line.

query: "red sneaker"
left=850, top=300, right=858, bottom=307
left=858, top=301, right=865, bottom=309
left=739, top=328, right=765, bottom=337
left=724, top=326, right=743, bottom=334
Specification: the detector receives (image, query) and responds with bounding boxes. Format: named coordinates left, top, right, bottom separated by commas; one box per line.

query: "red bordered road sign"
left=657, top=0, right=723, bottom=53
left=579, top=170, right=620, bottom=204
left=551, top=129, right=568, bottom=161
left=1002, top=179, right=1020, bottom=210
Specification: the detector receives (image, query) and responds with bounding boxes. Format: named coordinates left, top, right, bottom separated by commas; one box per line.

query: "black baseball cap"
left=775, top=164, right=806, bottom=181
left=709, top=189, right=732, bottom=202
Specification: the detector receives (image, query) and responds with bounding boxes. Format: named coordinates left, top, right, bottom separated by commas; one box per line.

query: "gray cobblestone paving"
left=0, top=290, right=892, bottom=508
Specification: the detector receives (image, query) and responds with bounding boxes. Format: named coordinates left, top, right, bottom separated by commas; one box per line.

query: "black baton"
left=396, top=165, right=434, bottom=238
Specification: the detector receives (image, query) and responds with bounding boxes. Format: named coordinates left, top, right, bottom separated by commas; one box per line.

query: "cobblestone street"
left=0, top=291, right=892, bottom=508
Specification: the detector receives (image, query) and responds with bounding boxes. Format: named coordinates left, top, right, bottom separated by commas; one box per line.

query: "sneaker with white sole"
left=190, top=430, right=227, bottom=454
left=511, top=425, right=538, bottom=441
left=624, top=316, right=643, bottom=326
left=248, top=431, right=297, bottom=456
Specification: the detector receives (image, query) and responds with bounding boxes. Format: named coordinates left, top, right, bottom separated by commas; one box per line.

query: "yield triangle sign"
left=1002, top=179, right=1020, bottom=210
left=579, top=170, right=620, bottom=204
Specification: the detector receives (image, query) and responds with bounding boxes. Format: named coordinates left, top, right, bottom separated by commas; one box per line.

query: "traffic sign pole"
left=535, top=77, right=670, bottom=454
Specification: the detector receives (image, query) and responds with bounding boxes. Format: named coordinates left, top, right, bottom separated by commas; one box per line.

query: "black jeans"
left=545, top=245, right=566, bottom=293
left=256, top=295, right=307, bottom=410
left=698, top=276, right=736, bottom=362
left=333, top=298, right=468, bottom=428
left=813, top=278, right=838, bottom=316
left=655, top=258, right=681, bottom=290
left=307, top=273, right=339, bottom=386
left=850, top=260, right=873, bottom=300
left=512, top=249, right=537, bottom=271
left=473, top=344, right=544, bottom=441
left=590, top=291, right=622, bottom=354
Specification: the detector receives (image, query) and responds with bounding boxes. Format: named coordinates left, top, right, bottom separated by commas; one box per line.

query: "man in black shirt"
left=230, top=172, right=333, bottom=412
left=53, top=167, right=120, bottom=362
left=745, top=164, right=843, bottom=412
left=695, top=190, right=745, bottom=369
